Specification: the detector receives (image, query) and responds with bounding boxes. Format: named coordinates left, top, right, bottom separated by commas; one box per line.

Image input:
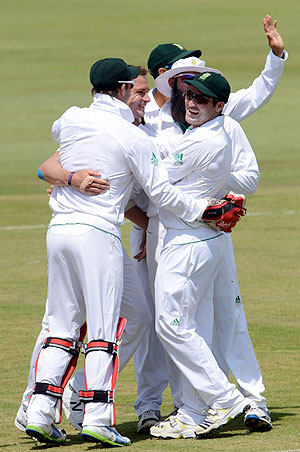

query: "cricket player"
left=150, top=72, right=252, bottom=439
left=133, top=15, right=287, bottom=433
left=25, top=57, right=241, bottom=447
left=15, top=66, right=153, bottom=434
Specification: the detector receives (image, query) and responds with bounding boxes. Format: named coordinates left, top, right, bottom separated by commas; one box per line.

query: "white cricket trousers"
left=22, top=248, right=152, bottom=415
left=27, top=223, right=123, bottom=428
left=129, top=224, right=169, bottom=416
left=211, top=232, right=266, bottom=407
left=155, top=228, right=245, bottom=425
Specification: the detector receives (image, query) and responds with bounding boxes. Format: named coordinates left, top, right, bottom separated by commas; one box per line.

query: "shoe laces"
left=169, top=416, right=179, bottom=428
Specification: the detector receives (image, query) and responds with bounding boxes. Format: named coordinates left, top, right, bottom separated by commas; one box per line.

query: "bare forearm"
left=125, top=205, right=149, bottom=231
left=39, top=150, right=69, bottom=186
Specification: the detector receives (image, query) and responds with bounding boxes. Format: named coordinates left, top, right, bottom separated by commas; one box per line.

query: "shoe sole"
left=150, top=432, right=196, bottom=440
left=244, top=415, right=273, bottom=431
left=196, top=401, right=250, bottom=438
left=82, top=430, right=131, bottom=447
left=150, top=426, right=196, bottom=440
left=26, top=426, right=66, bottom=445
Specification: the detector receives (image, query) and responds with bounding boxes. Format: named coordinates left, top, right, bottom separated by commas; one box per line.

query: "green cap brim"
left=185, top=79, right=218, bottom=99
left=167, top=49, right=202, bottom=66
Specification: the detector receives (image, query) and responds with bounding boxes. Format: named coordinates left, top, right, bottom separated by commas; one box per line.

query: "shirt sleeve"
left=52, top=118, right=61, bottom=143
left=223, top=50, right=288, bottom=122
left=224, top=123, right=260, bottom=195
left=123, top=135, right=208, bottom=221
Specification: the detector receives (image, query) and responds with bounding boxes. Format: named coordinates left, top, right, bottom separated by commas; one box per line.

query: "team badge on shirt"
left=150, top=152, right=159, bottom=166
left=173, top=153, right=183, bottom=165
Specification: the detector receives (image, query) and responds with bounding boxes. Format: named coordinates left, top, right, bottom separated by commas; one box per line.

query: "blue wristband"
left=37, top=168, right=45, bottom=181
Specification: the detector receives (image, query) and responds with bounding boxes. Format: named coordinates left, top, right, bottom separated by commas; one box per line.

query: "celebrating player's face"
left=184, top=86, right=222, bottom=127
left=127, top=75, right=150, bottom=124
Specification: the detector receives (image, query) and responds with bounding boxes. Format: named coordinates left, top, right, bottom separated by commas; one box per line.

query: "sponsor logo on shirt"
left=170, top=318, right=180, bottom=326
left=173, top=153, right=183, bottom=165
left=150, top=152, right=159, bottom=166
left=235, top=295, right=241, bottom=304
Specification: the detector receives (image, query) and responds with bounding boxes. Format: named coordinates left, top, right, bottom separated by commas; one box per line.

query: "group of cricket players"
left=14, top=15, right=287, bottom=447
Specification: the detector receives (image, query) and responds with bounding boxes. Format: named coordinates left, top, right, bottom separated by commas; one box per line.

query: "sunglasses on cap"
left=185, top=89, right=215, bottom=105
left=174, top=73, right=196, bottom=82
left=119, top=80, right=135, bottom=84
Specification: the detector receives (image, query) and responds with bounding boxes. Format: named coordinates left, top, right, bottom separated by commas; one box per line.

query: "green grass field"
left=0, top=0, right=299, bottom=451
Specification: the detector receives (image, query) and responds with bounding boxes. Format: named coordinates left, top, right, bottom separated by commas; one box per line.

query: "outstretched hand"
left=263, top=15, right=284, bottom=58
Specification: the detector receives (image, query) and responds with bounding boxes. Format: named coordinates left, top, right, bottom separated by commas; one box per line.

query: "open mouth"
left=187, top=107, right=199, bottom=116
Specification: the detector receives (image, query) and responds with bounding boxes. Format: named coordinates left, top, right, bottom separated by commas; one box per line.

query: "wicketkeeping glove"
left=201, top=193, right=246, bottom=233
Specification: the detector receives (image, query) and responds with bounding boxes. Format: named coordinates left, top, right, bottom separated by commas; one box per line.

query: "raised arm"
left=223, top=15, right=287, bottom=122
left=263, top=14, right=284, bottom=58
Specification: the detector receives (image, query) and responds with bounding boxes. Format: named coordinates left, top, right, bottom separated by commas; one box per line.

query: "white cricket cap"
left=155, top=56, right=222, bottom=97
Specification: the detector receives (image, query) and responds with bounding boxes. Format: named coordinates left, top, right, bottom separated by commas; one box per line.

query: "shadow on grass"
left=205, top=406, right=298, bottom=439
left=3, top=408, right=297, bottom=449
left=8, top=421, right=148, bottom=449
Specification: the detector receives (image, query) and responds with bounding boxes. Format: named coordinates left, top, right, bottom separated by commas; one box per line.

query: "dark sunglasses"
left=185, top=89, right=215, bottom=105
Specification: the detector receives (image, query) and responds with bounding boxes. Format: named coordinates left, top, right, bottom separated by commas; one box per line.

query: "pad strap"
left=83, top=340, right=118, bottom=356
left=79, top=390, right=114, bottom=404
left=42, top=337, right=80, bottom=357
left=33, top=382, right=64, bottom=399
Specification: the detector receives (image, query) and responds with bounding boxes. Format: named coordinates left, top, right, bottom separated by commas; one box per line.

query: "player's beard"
left=171, top=79, right=189, bottom=129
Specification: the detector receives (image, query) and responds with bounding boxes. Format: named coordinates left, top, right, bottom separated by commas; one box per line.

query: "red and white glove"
left=201, top=193, right=246, bottom=233
left=222, top=191, right=246, bottom=209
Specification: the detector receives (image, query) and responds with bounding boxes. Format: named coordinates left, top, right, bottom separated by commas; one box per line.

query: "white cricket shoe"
left=82, top=425, right=131, bottom=447
left=26, top=423, right=66, bottom=445
left=150, top=415, right=197, bottom=439
left=15, top=406, right=27, bottom=432
left=161, top=407, right=179, bottom=421
left=196, top=399, right=250, bottom=438
left=62, top=377, right=84, bottom=431
left=244, top=406, right=272, bottom=431
left=137, top=409, right=160, bottom=434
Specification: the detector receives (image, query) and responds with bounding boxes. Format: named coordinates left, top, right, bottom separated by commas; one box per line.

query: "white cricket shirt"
left=50, top=94, right=208, bottom=235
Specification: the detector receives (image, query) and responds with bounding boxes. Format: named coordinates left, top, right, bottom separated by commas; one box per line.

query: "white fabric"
left=22, top=248, right=152, bottom=412
left=143, top=89, right=161, bottom=135
left=223, top=50, right=288, bottom=122
left=153, top=116, right=248, bottom=423
left=27, top=225, right=123, bottom=427
left=51, top=94, right=208, bottom=225
left=155, top=230, right=245, bottom=425
left=158, top=116, right=231, bottom=232
left=129, top=225, right=169, bottom=416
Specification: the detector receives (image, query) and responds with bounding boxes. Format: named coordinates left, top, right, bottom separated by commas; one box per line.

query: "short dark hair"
left=129, top=65, right=148, bottom=77
left=136, top=66, right=148, bottom=76
left=91, top=85, right=123, bottom=96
